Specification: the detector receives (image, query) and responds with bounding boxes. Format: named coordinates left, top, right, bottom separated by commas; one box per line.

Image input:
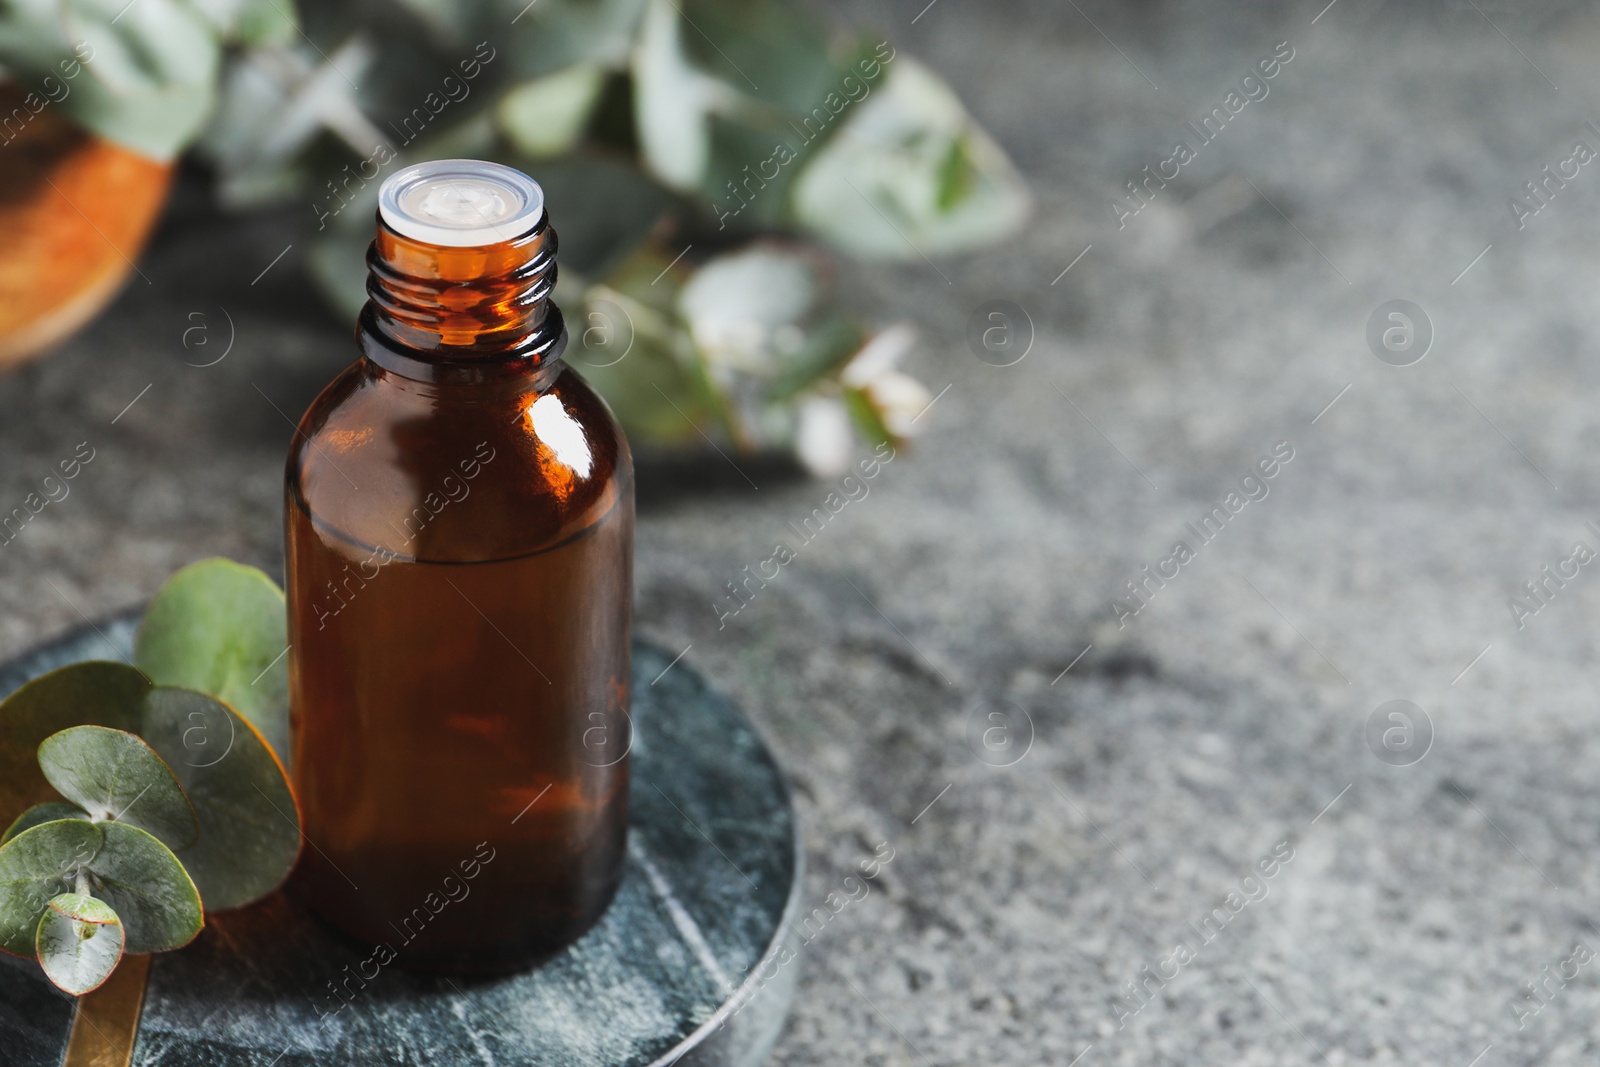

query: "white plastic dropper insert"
left=377, top=159, right=545, bottom=247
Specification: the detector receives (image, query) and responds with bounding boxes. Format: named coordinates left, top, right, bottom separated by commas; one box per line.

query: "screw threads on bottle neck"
left=362, top=214, right=564, bottom=371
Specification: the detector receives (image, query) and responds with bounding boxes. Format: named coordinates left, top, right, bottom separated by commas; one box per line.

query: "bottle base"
left=287, top=859, right=625, bottom=977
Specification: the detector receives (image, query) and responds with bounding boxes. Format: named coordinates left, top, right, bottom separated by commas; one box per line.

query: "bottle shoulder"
left=287, top=360, right=632, bottom=563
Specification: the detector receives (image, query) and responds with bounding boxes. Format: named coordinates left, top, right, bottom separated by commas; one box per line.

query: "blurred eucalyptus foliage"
left=0, top=0, right=1029, bottom=476
left=0, top=0, right=295, bottom=160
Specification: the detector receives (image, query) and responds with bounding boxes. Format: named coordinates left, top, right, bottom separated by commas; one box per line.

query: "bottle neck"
left=359, top=213, right=566, bottom=384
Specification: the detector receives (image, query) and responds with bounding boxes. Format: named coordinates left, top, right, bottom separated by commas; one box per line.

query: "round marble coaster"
left=0, top=613, right=802, bottom=1067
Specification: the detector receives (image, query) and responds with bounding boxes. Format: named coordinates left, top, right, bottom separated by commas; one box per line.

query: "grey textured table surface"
left=6, top=1, right=1600, bottom=1064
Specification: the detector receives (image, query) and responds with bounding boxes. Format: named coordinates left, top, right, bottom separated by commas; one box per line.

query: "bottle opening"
left=378, top=159, right=545, bottom=247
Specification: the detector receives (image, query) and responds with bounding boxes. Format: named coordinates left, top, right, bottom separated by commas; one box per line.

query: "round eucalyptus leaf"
left=85, top=822, right=202, bottom=954
left=566, top=322, right=705, bottom=444
left=37, top=894, right=124, bottom=996
left=134, top=558, right=290, bottom=765
left=225, top=0, right=299, bottom=47
left=45, top=892, right=118, bottom=924
left=2, top=803, right=90, bottom=846
left=676, top=0, right=840, bottom=115
left=506, top=159, right=676, bottom=277
left=633, top=0, right=721, bottom=191
left=0, top=819, right=103, bottom=957
left=38, top=726, right=199, bottom=850
left=790, top=58, right=1031, bottom=259
left=0, top=662, right=150, bottom=824
left=677, top=247, right=819, bottom=373
left=0, top=0, right=222, bottom=161
left=498, top=0, right=647, bottom=80
left=142, top=688, right=300, bottom=911
left=497, top=63, right=607, bottom=158
left=306, top=225, right=378, bottom=322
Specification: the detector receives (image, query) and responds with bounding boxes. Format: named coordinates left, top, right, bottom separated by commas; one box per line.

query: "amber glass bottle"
left=285, top=161, right=632, bottom=973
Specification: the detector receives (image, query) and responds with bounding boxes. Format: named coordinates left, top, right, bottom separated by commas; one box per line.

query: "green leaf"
left=632, top=0, right=721, bottom=191
left=38, top=727, right=199, bottom=851
left=933, top=136, right=973, bottom=212
left=135, top=558, right=290, bottom=765
left=2, top=804, right=90, bottom=847
left=0, top=820, right=103, bottom=957
left=505, top=157, right=675, bottom=276
left=790, top=58, right=1031, bottom=259
left=633, top=0, right=868, bottom=206
left=228, top=0, right=299, bottom=47
left=497, top=63, right=608, bottom=158
left=844, top=385, right=895, bottom=450
left=677, top=0, right=840, bottom=115
left=0, top=662, right=149, bottom=826
left=572, top=323, right=706, bottom=445
left=43, top=892, right=116, bottom=924
left=498, top=0, right=649, bottom=79
left=0, top=0, right=225, bottom=160
left=84, top=822, right=202, bottom=954
left=306, top=224, right=377, bottom=323
left=766, top=313, right=865, bottom=401
left=701, top=115, right=806, bottom=230
left=141, top=689, right=300, bottom=911
left=171, top=0, right=298, bottom=44
left=676, top=245, right=821, bottom=375
left=198, top=37, right=382, bottom=209
left=36, top=894, right=124, bottom=996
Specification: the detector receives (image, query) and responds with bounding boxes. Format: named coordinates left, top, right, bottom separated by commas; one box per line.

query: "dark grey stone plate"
left=0, top=614, right=802, bottom=1067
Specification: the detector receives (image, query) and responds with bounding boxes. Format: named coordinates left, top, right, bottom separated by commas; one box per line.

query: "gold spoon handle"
left=63, top=953, right=151, bottom=1067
